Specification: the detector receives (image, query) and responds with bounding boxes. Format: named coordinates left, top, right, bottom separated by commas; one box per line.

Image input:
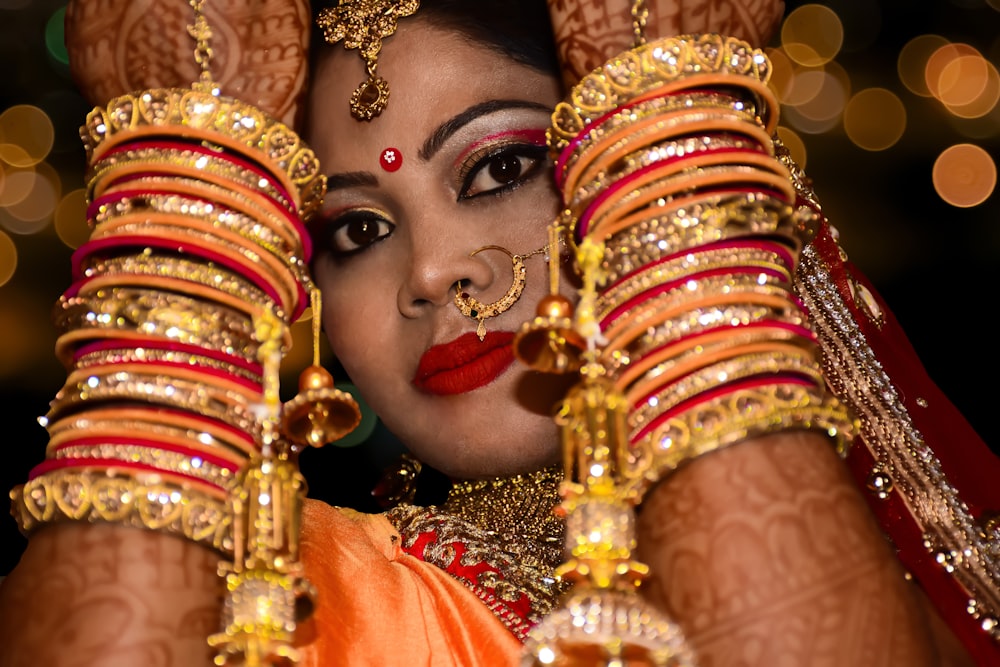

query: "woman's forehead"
left=307, top=21, right=560, bottom=161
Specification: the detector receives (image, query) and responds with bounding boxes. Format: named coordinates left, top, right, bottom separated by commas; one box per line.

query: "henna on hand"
left=0, top=523, right=222, bottom=667
left=64, top=0, right=311, bottom=127
left=546, top=0, right=785, bottom=90
left=635, top=432, right=942, bottom=666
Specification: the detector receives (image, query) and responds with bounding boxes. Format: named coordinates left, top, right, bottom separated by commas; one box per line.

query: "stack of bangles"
left=550, top=31, right=857, bottom=505
left=521, top=34, right=858, bottom=664
left=9, top=87, right=324, bottom=554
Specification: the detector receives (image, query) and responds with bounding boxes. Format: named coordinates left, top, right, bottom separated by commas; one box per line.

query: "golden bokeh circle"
left=844, top=88, right=907, bottom=151
left=54, top=188, right=90, bottom=249
left=0, top=229, right=17, bottom=287
left=0, top=104, right=54, bottom=167
left=898, top=34, right=950, bottom=97
left=932, top=143, right=996, bottom=208
left=781, top=4, right=844, bottom=67
left=944, top=59, right=1000, bottom=119
left=776, top=126, right=808, bottom=170
left=925, top=42, right=980, bottom=100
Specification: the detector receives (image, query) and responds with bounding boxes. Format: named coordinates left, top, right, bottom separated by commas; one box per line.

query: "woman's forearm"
left=545, top=0, right=785, bottom=89
left=0, top=523, right=222, bottom=667
left=635, top=430, right=971, bottom=666
left=0, top=4, right=315, bottom=665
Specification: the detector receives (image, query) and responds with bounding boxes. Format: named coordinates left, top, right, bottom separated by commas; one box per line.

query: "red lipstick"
left=413, top=331, right=516, bottom=396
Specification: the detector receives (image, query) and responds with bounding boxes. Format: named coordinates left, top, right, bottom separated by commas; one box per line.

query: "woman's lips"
left=413, top=331, right=516, bottom=395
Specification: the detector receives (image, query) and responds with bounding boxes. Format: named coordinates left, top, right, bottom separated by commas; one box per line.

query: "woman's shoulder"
left=301, top=497, right=401, bottom=560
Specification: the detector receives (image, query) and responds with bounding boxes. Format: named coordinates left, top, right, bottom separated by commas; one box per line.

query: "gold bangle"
left=91, top=214, right=307, bottom=294
left=617, top=322, right=817, bottom=394
left=84, top=223, right=302, bottom=314
left=564, top=107, right=765, bottom=201
left=93, top=191, right=300, bottom=259
left=601, top=194, right=802, bottom=278
left=599, top=270, right=794, bottom=335
left=11, top=469, right=234, bottom=553
left=72, top=344, right=262, bottom=385
left=81, top=88, right=325, bottom=218
left=47, top=369, right=263, bottom=439
left=557, top=89, right=757, bottom=181
left=54, top=286, right=257, bottom=352
left=100, top=175, right=309, bottom=252
left=49, top=441, right=238, bottom=491
left=622, top=339, right=818, bottom=404
left=88, top=144, right=295, bottom=215
left=570, top=130, right=768, bottom=206
left=611, top=306, right=807, bottom=373
left=620, top=383, right=856, bottom=500
left=597, top=249, right=791, bottom=315
left=77, top=254, right=272, bottom=320
left=46, top=406, right=258, bottom=458
left=550, top=34, right=777, bottom=151
left=584, top=163, right=796, bottom=243
left=626, top=350, right=826, bottom=436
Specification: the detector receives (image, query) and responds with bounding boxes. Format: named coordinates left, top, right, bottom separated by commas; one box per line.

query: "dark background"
left=2, top=0, right=999, bottom=574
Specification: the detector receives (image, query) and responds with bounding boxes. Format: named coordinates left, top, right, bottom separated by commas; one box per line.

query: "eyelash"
left=457, top=142, right=550, bottom=200
left=313, top=208, right=395, bottom=260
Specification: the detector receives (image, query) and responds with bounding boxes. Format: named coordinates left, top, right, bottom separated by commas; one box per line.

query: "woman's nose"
left=396, top=220, right=495, bottom=318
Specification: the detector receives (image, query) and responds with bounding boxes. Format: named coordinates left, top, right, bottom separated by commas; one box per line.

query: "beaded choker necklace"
left=441, top=465, right=566, bottom=569
left=388, top=465, right=569, bottom=640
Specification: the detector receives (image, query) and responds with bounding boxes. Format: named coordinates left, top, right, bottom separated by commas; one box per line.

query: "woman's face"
left=306, top=20, right=571, bottom=479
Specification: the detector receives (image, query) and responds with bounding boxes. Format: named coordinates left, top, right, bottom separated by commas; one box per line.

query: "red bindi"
left=380, top=147, right=403, bottom=172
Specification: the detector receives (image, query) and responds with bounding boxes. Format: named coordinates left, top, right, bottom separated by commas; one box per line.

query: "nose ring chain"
left=454, top=242, right=552, bottom=341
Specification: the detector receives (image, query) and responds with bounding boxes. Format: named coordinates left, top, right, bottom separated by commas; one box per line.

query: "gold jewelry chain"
left=187, top=0, right=219, bottom=93
left=632, top=0, right=648, bottom=47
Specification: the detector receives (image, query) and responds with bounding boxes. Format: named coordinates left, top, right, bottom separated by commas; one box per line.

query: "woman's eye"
left=459, top=145, right=548, bottom=199
left=319, top=211, right=395, bottom=257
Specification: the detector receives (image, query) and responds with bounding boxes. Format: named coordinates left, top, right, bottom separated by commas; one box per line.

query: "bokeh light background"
left=2, top=0, right=999, bottom=571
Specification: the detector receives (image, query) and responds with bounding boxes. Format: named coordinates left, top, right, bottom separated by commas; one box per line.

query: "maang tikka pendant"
left=316, top=0, right=420, bottom=121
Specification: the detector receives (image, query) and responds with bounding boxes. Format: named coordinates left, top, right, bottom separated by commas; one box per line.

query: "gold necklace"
left=442, top=465, right=565, bottom=569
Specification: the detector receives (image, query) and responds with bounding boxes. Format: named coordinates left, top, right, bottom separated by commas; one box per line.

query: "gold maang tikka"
left=316, top=0, right=420, bottom=121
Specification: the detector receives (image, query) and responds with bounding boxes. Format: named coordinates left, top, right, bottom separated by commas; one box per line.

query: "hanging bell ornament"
left=282, top=364, right=362, bottom=448
left=281, top=286, right=362, bottom=448
left=514, top=223, right=586, bottom=373
left=513, top=294, right=586, bottom=374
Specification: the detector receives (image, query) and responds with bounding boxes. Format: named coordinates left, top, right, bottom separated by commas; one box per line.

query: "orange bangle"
left=46, top=405, right=258, bottom=458
left=616, top=319, right=816, bottom=392
left=623, top=340, right=817, bottom=405
left=602, top=285, right=796, bottom=350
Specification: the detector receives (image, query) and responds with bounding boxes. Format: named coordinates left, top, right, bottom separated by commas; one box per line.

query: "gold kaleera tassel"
left=282, top=286, right=362, bottom=448
left=513, top=219, right=586, bottom=374
left=521, top=239, right=695, bottom=667
left=209, top=306, right=316, bottom=666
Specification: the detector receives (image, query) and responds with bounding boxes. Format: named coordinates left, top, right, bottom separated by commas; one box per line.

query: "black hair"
left=310, top=0, right=560, bottom=80
left=414, top=0, right=559, bottom=77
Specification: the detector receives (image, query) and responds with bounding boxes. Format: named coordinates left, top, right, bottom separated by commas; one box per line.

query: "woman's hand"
left=65, top=0, right=312, bottom=127
left=545, top=0, right=784, bottom=89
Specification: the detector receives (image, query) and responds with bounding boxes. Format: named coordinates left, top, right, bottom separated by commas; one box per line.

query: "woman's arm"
left=543, top=1, right=974, bottom=664
left=0, top=2, right=312, bottom=666
left=635, top=431, right=968, bottom=665
left=0, top=524, right=221, bottom=667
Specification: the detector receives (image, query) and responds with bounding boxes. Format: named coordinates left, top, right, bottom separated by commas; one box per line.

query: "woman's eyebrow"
left=417, top=99, right=552, bottom=162
left=325, top=170, right=379, bottom=191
